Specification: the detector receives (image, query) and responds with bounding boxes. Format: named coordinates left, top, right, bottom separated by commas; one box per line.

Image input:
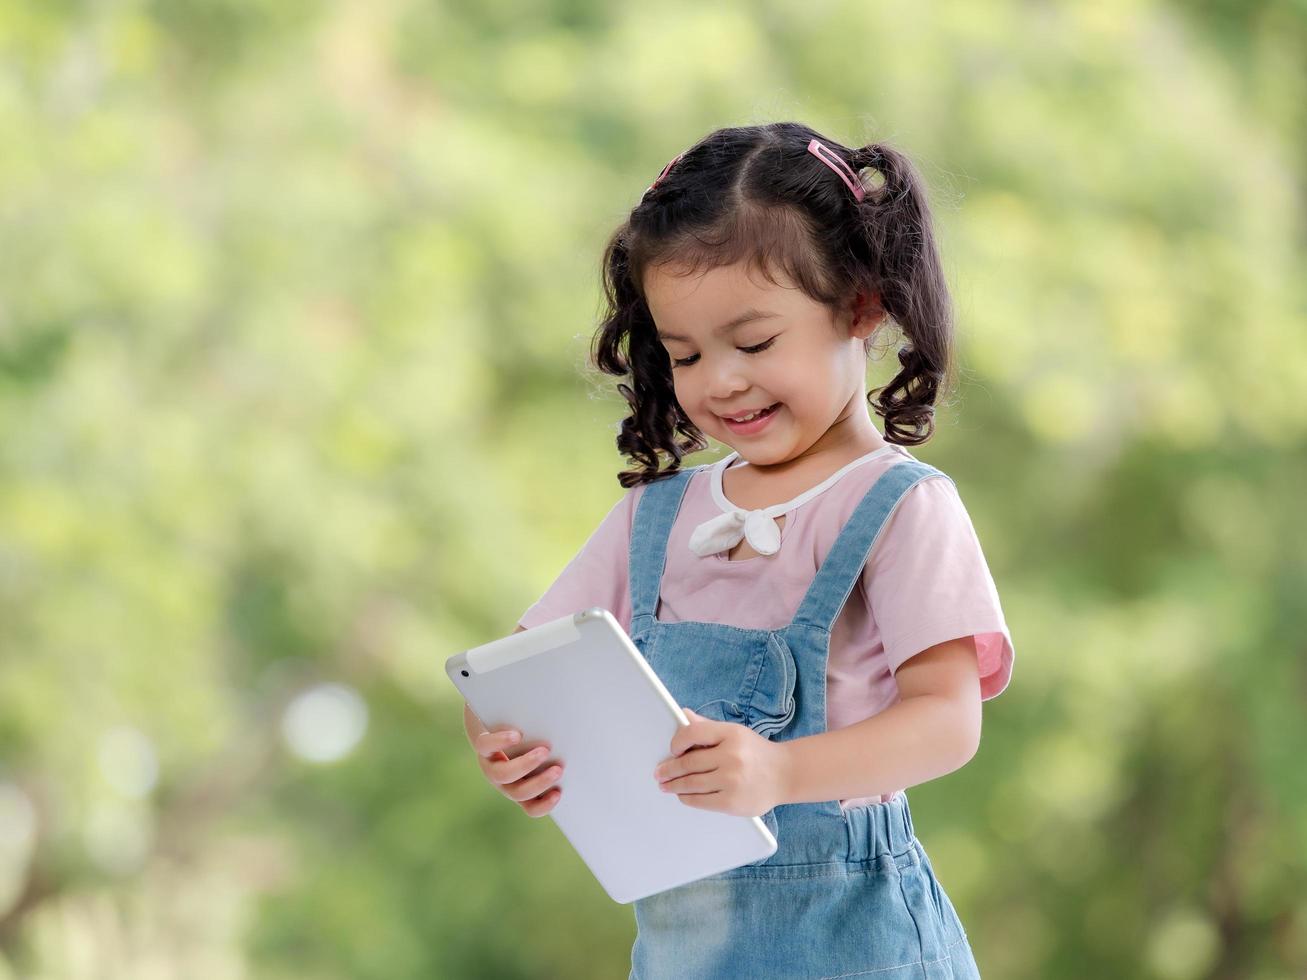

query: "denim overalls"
left=627, top=458, right=982, bottom=980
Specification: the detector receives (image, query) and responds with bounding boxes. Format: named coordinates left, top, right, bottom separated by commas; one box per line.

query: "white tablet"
left=445, top=607, right=778, bottom=904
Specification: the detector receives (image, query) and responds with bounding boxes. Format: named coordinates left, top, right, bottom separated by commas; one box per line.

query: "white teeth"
left=727, top=405, right=774, bottom=423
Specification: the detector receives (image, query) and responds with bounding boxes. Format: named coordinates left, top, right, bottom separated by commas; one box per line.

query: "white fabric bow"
left=688, top=507, right=783, bottom=557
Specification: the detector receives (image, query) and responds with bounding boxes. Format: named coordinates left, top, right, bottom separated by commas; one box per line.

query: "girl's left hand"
left=653, top=708, right=789, bottom=817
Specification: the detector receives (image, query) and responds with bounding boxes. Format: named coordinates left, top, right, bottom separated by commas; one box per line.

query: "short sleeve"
left=860, top=475, right=1015, bottom=700
left=517, top=485, right=645, bottom=634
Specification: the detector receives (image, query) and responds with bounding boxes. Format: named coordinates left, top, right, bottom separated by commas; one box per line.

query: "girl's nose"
left=706, top=364, right=750, bottom=400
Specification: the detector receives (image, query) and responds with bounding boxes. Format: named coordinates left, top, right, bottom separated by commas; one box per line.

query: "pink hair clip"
left=646, top=142, right=865, bottom=202
left=807, top=139, right=865, bottom=202
left=645, top=151, right=685, bottom=196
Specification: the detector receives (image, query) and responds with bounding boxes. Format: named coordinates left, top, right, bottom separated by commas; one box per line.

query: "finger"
left=514, top=745, right=555, bottom=780
left=671, top=717, right=723, bottom=756
left=675, top=790, right=721, bottom=808
left=493, top=745, right=553, bottom=784
left=655, top=752, right=714, bottom=784
left=522, top=786, right=562, bottom=818
left=662, top=768, right=717, bottom=795
left=506, top=763, right=564, bottom=803
left=660, top=746, right=716, bottom=782
left=474, top=729, right=521, bottom=759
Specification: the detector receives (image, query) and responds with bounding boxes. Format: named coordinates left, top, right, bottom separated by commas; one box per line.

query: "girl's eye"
left=671, top=336, right=777, bottom=369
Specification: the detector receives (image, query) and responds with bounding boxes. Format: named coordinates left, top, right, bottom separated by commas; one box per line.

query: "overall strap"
left=628, top=466, right=698, bottom=631
left=790, top=460, right=954, bottom=633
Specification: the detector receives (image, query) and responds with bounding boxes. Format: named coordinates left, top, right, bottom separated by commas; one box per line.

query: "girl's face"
left=643, top=260, right=882, bottom=468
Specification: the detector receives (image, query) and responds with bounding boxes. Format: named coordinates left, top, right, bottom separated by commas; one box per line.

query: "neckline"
left=709, top=443, right=904, bottom=520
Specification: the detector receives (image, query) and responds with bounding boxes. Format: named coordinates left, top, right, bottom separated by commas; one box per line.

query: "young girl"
left=465, top=121, right=1014, bottom=979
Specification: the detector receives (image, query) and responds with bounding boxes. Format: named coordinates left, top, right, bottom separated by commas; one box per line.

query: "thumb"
left=671, top=706, right=719, bottom=754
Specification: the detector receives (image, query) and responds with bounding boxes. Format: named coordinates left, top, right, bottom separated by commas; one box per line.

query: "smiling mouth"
left=720, top=403, right=780, bottom=423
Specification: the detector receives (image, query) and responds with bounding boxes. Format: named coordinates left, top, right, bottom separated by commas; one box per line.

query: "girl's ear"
left=849, top=290, right=885, bottom=337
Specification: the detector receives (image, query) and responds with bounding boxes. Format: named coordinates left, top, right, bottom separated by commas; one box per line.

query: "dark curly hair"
left=592, top=121, right=957, bottom=489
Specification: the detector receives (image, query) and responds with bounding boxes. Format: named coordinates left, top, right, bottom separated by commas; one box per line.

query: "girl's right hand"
left=473, top=729, right=564, bottom=818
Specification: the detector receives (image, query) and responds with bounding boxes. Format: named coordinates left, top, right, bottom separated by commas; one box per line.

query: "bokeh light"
left=280, top=682, right=369, bottom=764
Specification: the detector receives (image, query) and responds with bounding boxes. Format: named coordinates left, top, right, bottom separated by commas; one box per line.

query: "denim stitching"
left=892, top=849, right=929, bottom=977
left=710, top=852, right=919, bottom=880
left=631, top=936, right=971, bottom=980
left=815, top=936, right=972, bottom=979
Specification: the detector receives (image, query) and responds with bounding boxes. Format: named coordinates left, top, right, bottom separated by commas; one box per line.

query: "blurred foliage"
left=0, top=0, right=1305, bottom=977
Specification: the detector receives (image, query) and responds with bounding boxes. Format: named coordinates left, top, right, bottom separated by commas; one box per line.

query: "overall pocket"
left=915, top=840, right=970, bottom=943
left=638, top=626, right=798, bottom=741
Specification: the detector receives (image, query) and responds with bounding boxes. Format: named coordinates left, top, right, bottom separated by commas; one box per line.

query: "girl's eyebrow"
left=656, top=308, right=779, bottom=343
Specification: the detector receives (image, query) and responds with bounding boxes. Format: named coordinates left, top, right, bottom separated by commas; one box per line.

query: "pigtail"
left=593, top=233, right=709, bottom=488
left=850, top=143, right=956, bottom=446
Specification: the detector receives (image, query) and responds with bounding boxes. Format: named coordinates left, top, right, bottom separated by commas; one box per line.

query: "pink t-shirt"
left=518, top=442, right=1015, bottom=809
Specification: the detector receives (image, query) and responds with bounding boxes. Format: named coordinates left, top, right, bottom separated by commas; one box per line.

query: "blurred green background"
left=1, top=0, right=1305, bottom=977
